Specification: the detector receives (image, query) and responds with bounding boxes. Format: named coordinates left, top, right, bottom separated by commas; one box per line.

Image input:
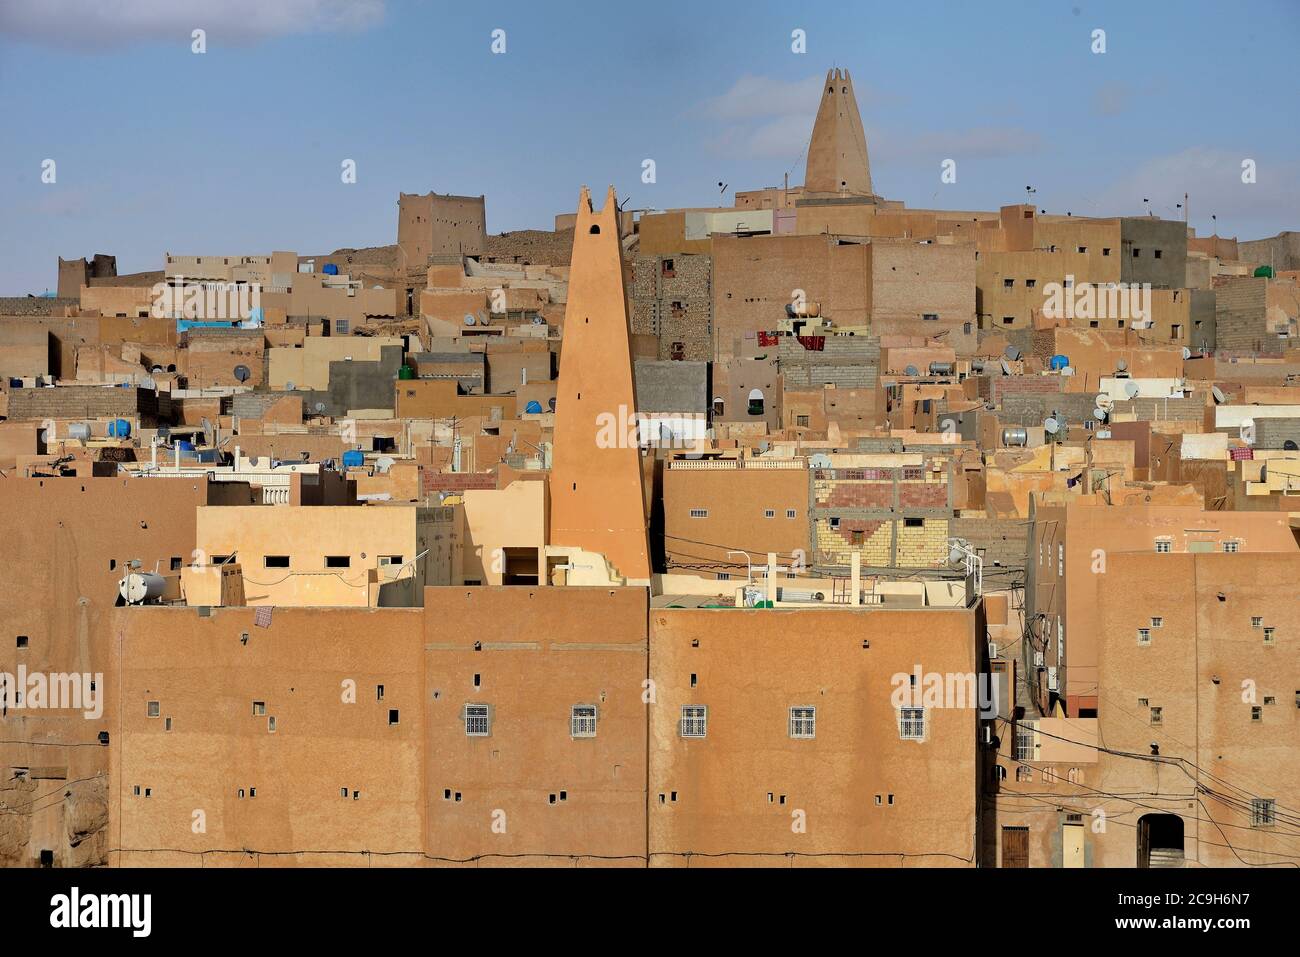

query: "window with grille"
left=1252, top=616, right=1263, bottom=628
left=1264, top=627, right=1276, bottom=645
left=1155, top=539, right=1172, bottom=553
left=464, top=703, right=490, bottom=737
left=1150, top=707, right=1162, bottom=725
left=1223, top=541, right=1239, bottom=553
left=571, top=705, right=597, bottom=738
left=689, top=508, right=708, bottom=518
left=789, top=706, right=816, bottom=739
left=899, top=707, right=925, bottom=740
left=680, top=705, right=707, bottom=738
left=1252, top=798, right=1276, bottom=827
left=1013, top=722, right=1035, bottom=760
left=764, top=509, right=776, bottom=518
left=1151, top=617, right=1163, bottom=628
left=786, top=509, right=797, bottom=519
left=1138, top=628, right=1151, bottom=645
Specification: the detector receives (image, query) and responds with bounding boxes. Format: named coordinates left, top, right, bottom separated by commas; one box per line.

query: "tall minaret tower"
left=548, top=186, right=651, bottom=584
left=804, top=68, right=874, bottom=198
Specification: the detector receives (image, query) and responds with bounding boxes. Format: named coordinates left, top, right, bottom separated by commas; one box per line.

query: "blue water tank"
left=342, top=449, right=365, bottom=468
left=322, top=263, right=339, bottom=276
left=108, top=418, right=131, bottom=438
left=524, top=400, right=543, bottom=414
left=176, top=440, right=195, bottom=452
left=1050, top=354, right=1070, bottom=370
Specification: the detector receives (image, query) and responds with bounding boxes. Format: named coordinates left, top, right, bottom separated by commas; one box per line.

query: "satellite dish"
left=375, top=456, right=396, bottom=474
left=285, top=381, right=296, bottom=391
left=999, top=358, right=1012, bottom=375
left=150, top=365, right=164, bottom=374
left=1095, top=393, right=1113, bottom=410
left=1115, top=358, right=1128, bottom=372
left=157, top=426, right=171, bottom=443
left=948, top=544, right=966, bottom=566
left=1211, top=386, right=1226, bottom=404
left=904, top=364, right=919, bottom=377
left=463, top=315, right=477, bottom=326
left=1181, top=346, right=1192, bottom=360
left=200, top=417, right=214, bottom=445
left=233, top=364, right=251, bottom=383
left=1044, top=416, right=1061, bottom=435
left=314, top=402, right=327, bottom=414
left=1004, top=345, right=1022, bottom=360
left=809, top=453, right=832, bottom=469
left=1124, top=381, right=1140, bottom=398
left=1093, top=407, right=1108, bottom=421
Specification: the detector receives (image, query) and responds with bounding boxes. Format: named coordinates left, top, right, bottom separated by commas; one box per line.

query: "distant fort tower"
left=548, top=186, right=652, bottom=583
left=804, top=68, right=874, bottom=199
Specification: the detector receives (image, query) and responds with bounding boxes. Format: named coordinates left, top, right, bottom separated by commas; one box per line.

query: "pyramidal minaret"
left=804, top=68, right=874, bottom=198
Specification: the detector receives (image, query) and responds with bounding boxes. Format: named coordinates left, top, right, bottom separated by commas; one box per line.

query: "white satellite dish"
left=1124, top=381, right=1140, bottom=398
left=1211, top=386, right=1226, bottom=404
left=464, top=315, right=477, bottom=325
left=1181, top=346, right=1192, bottom=360
left=999, top=358, right=1012, bottom=375
left=1115, top=358, right=1128, bottom=372
left=1044, top=416, right=1061, bottom=435
left=1095, top=393, right=1113, bottom=409
left=904, top=364, right=919, bottom=377
left=1093, top=407, right=1108, bottom=421
left=285, top=381, right=296, bottom=391
left=375, top=456, right=395, bottom=474
left=1004, top=345, right=1022, bottom=360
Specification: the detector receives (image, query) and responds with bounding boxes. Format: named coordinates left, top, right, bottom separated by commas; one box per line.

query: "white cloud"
left=1095, top=146, right=1300, bottom=229
left=696, top=73, right=825, bottom=122
left=0, top=0, right=385, bottom=49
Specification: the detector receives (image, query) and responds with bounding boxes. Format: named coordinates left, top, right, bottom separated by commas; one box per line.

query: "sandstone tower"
left=804, top=68, right=874, bottom=198
left=548, top=186, right=651, bottom=582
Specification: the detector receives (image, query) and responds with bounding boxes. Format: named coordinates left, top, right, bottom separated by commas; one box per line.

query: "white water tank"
left=119, top=572, right=166, bottom=605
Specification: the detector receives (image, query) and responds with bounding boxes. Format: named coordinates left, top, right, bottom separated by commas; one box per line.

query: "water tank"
left=66, top=422, right=92, bottom=441
left=108, top=418, right=131, bottom=438
left=397, top=365, right=415, bottom=380
left=342, top=449, right=365, bottom=468
left=524, top=400, right=543, bottom=414
left=322, top=263, right=340, bottom=276
left=119, top=572, right=166, bottom=605
left=1050, top=354, right=1070, bottom=371
left=928, top=361, right=955, bottom=376
left=1002, top=427, right=1029, bottom=447
left=1254, top=265, right=1274, bottom=279
left=176, top=440, right=195, bottom=452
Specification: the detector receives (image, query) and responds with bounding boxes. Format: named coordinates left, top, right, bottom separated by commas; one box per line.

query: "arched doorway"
left=1137, top=813, right=1184, bottom=868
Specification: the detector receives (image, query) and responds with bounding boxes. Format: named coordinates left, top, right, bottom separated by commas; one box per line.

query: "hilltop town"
left=2, top=67, right=1298, bottom=871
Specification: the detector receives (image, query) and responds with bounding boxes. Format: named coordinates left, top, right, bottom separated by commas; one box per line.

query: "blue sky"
left=1, top=0, right=1297, bottom=294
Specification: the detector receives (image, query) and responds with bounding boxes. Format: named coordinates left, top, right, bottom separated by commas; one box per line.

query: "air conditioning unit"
left=988, top=641, right=999, bottom=659
left=1047, top=667, right=1059, bottom=692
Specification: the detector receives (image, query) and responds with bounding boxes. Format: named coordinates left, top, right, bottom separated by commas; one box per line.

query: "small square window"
left=465, top=704, right=490, bottom=737
left=1003, top=278, right=1014, bottom=289
left=1151, top=617, right=1163, bottom=628
left=1264, top=627, right=1276, bottom=645
left=252, top=701, right=266, bottom=716
left=1150, top=707, right=1162, bottom=725
left=899, top=707, right=925, bottom=740
left=1251, top=798, right=1275, bottom=827
left=147, top=701, right=160, bottom=718
left=1252, top=617, right=1263, bottom=629
left=1137, top=628, right=1151, bottom=645
left=571, top=704, right=597, bottom=738
left=680, top=705, right=707, bottom=738
left=763, top=509, right=775, bottom=518
left=16, top=636, right=28, bottom=649
left=786, top=509, right=797, bottom=519
left=689, top=508, right=708, bottom=519
left=789, top=706, right=816, bottom=739
left=1223, top=541, right=1239, bottom=553
left=1155, top=539, right=1172, bottom=554
left=1251, top=706, right=1263, bottom=722
left=388, top=709, right=399, bottom=725
left=1102, top=247, right=1111, bottom=256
